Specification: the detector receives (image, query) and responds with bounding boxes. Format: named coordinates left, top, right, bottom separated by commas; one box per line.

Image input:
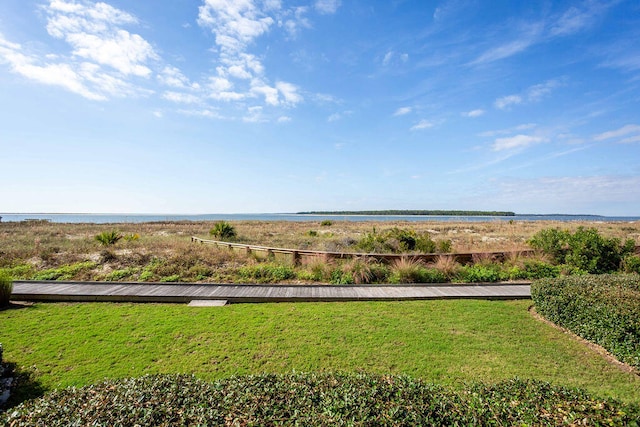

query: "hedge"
left=531, top=274, right=640, bottom=370
left=3, top=373, right=639, bottom=426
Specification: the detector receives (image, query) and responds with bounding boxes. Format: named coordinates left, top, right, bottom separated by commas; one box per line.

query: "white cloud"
left=526, top=78, right=563, bottom=101
left=0, top=1, right=161, bottom=101
left=196, top=0, right=307, bottom=116
left=158, top=66, right=198, bottom=89
left=472, top=3, right=609, bottom=65
left=315, top=0, right=341, bottom=15
left=410, top=119, right=434, bottom=131
left=621, top=135, right=640, bottom=144
left=327, top=110, right=353, bottom=122
left=45, top=0, right=157, bottom=77
left=479, top=123, right=537, bottom=138
left=462, top=109, right=485, bottom=118
left=593, top=124, right=640, bottom=141
left=393, top=106, right=412, bottom=116
left=492, top=134, right=545, bottom=151
left=276, top=81, right=302, bottom=105
left=494, top=79, right=563, bottom=110
left=382, top=50, right=409, bottom=66
left=494, top=95, right=522, bottom=110
left=163, top=91, right=201, bottom=104
left=277, top=115, right=292, bottom=123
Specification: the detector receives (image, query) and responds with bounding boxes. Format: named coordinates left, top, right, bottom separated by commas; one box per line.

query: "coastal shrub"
left=320, top=220, right=333, bottom=226
left=356, top=228, right=439, bottom=254
left=456, top=264, right=501, bottom=283
left=329, top=267, right=355, bottom=284
left=622, top=254, right=640, bottom=274
left=531, top=274, right=640, bottom=370
left=388, top=258, right=447, bottom=283
left=528, top=227, right=635, bottom=274
left=0, top=270, right=13, bottom=306
left=0, top=265, right=34, bottom=280
left=238, top=263, right=296, bottom=283
left=104, top=267, right=138, bottom=281
left=209, top=221, right=237, bottom=240
left=123, top=233, right=140, bottom=242
left=3, top=373, right=639, bottom=426
left=95, top=230, right=123, bottom=246
left=32, top=261, right=96, bottom=281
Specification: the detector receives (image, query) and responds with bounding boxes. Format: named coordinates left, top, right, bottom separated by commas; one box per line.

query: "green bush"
left=320, top=220, right=333, bottom=226
left=532, top=274, right=640, bottom=370
left=357, top=228, right=438, bottom=254
left=95, top=230, right=123, bottom=246
left=528, top=227, right=635, bottom=274
left=209, top=221, right=237, bottom=240
left=0, top=270, right=13, bottom=306
left=238, top=263, right=296, bottom=283
left=622, top=254, right=640, bottom=274
left=456, top=264, right=501, bottom=283
left=4, top=373, right=639, bottom=426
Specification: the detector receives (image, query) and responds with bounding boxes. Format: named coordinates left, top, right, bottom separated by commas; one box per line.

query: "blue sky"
left=1, top=0, right=639, bottom=215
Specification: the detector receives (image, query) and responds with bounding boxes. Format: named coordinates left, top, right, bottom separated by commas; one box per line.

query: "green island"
left=297, top=209, right=516, bottom=216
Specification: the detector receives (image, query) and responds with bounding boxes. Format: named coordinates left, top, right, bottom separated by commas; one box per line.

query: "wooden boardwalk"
left=11, top=281, right=531, bottom=304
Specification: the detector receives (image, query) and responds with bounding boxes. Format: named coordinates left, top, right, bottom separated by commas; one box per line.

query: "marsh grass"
left=1, top=300, right=639, bottom=403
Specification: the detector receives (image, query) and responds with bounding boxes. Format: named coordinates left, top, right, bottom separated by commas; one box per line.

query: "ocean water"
left=0, top=213, right=639, bottom=224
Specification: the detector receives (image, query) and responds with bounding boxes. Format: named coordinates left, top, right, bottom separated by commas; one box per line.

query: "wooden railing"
left=191, top=236, right=536, bottom=266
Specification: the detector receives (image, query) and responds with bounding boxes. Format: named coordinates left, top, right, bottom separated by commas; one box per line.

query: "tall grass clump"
left=209, top=221, right=237, bottom=240
left=0, top=270, right=13, bottom=307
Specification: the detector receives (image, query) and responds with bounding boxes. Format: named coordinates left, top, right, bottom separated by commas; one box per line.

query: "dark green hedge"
left=3, top=373, right=639, bottom=426
left=532, top=274, right=640, bottom=370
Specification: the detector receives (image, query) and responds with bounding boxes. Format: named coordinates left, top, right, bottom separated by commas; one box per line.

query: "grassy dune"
left=1, top=219, right=639, bottom=283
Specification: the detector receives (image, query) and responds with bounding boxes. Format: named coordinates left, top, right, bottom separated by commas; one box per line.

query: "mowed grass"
left=2, top=300, right=639, bottom=404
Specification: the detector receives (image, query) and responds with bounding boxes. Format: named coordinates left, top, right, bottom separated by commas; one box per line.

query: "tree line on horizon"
left=296, top=210, right=516, bottom=217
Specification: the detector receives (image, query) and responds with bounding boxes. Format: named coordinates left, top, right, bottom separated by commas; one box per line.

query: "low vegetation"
left=528, top=226, right=636, bottom=274
left=1, top=300, right=639, bottom=405
left=0, top=270, right=12, bottom=306
left=4, top=373, right=638, bottom=426
left=532, top=274, right=640, bottom=370
left=1, top=220, right=638, bottom=284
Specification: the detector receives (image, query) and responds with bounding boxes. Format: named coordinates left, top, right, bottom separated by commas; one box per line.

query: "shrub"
left=357, top=228, right=438, bottom=254
left=0, top=270, right=13, bottom=307
left=32, top=262, right=96, bottom=281
left=123, top=233, right=140, bottom=242
left=209, top=221, right=237, bottom=240
left=95, top=230, right=123, bottom=246
left=456, top=264, right=501, bottom=283
left=532, top=274, right=640, bottom=370
left=623, top=254, right=640, bottom=274
left=528, top=227, right=634, bottom=274
left=238, top=263, right=296, bottom=283
left=320, top=220, right=333, bottom=226
left=3, top=373, right=639, bottom=426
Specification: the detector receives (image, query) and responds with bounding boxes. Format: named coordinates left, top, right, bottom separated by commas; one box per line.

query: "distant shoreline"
left=296, top=210, right=517, bottom=216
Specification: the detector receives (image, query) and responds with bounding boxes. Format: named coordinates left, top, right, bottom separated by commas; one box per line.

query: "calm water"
left=1, top=213, right=639, bottom=223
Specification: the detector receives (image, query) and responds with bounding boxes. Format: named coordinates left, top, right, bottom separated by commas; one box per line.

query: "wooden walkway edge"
left=11, top=281, right=531, bottom=304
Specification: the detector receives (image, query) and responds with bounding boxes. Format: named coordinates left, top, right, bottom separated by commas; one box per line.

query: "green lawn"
left=2, top=300, right=639, bottom=404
